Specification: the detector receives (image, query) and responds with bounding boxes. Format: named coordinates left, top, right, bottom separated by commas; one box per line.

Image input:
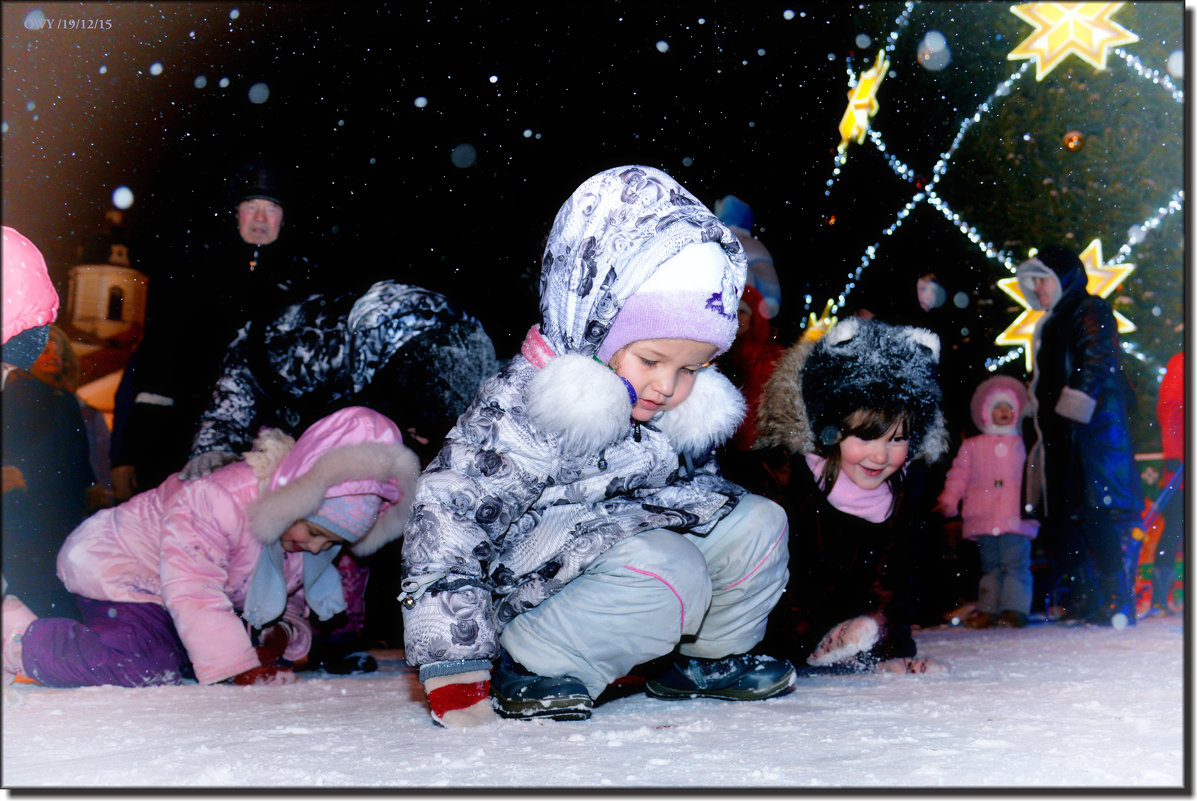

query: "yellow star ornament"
left=1008, top=2, right=1139, bottom=81
left=996, top=238, right=1135, bottom=370
left=837, top=50, right=889, bottom=152
left=801, top=300, right=838, bottom=343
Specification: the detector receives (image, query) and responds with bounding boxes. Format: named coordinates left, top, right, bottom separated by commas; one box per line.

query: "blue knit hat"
left=305, top=494, right=382, bottom=543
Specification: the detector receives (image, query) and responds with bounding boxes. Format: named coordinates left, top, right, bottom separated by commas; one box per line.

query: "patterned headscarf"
left=537, top=165, right=747, bottom=358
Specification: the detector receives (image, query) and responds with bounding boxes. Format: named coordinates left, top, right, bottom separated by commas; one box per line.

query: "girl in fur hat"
left=400, top=165, right=795, bottom=728
left=752, top=316, right=950, bottom=674
left=1, top=406, right=419, bottom=688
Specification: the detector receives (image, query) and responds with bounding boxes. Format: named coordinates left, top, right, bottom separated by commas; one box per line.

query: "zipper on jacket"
left=633, top=421, right=642, bottom=443
left=397, top=572, right=446, bottom=609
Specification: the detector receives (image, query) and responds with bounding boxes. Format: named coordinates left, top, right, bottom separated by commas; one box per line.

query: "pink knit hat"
left=306, top=494, right=384, bottom=543
left=2, top=226, right=59, bottom=345
left=596, top=241, right=739, bottom=363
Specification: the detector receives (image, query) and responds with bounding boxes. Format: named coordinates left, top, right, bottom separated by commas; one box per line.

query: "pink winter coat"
left=56, top=406, right=419, bottom=684
left=937, top=375, right=1040, bottom=540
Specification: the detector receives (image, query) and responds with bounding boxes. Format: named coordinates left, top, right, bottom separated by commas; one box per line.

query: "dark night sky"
left=4, top=2, right=1186, bottom=366
left=4, top=1, right=869, bottom=353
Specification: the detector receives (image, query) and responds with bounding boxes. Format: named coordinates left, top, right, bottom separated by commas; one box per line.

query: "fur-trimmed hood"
left=521, top=165, right=749, bottom=456
left=243, top=406, right=422, bottom=556
left=756, top=317, right=949, bottom=463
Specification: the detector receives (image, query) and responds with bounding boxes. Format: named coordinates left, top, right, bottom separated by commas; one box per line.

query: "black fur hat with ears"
left=803, top=317, right=948, bottom=462
left=756, top=317, right=949, bottom=463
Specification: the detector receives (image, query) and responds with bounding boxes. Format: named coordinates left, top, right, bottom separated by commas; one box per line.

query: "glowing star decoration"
left=995, top=277, right=1042, bottom=369
left=801, top=300, right=838, bottom=343
left=996, top=238, right=1135, bottom=369
left=1007, top=3, right=1139, bottom=81
left=1076, top=238, right=1136, bottom=333
left=838, top=50, right=889, bottom=152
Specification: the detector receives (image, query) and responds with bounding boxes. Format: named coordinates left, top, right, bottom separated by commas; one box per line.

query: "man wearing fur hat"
left=1016, top=246, right=1143, bottom=627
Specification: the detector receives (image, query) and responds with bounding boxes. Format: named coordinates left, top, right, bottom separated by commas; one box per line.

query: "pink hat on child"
left=306, top=494, right=384, bottom=543
left=596, top=241, right=739, bottom=363
left=2, top=227, right=58, bottom=345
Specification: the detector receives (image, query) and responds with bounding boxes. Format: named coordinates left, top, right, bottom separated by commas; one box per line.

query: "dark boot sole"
left=644, top=671, right=796, bottom=702
left=492, top=694, right=593, bottom=721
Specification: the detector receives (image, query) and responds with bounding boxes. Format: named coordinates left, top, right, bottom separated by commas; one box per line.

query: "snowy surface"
left=1, top=615, right=1186, bottom=791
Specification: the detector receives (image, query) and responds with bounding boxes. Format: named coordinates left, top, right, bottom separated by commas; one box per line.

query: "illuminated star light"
left=1007, top=2, right=1139, bottom=81
left=801, top=300, right=839, bottom=343
left=996, top=238, right=1136, bottom=369
left=837, top=50, right=890, bottom=152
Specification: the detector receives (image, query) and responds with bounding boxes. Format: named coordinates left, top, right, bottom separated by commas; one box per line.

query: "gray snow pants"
left=499, top=494, right=789, bottom=698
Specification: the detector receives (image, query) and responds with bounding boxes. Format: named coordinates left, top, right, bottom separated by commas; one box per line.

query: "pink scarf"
left=804, top=453, right=894, bottom=524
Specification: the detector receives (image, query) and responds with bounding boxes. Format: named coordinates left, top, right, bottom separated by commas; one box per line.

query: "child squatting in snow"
left=399, top=164, right=796, bottom=727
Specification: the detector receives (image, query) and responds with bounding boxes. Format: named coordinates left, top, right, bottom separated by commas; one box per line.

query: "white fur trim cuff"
left=1055, top=386, right=1097, bottom=425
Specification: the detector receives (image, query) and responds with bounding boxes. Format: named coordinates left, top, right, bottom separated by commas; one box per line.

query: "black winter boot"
left=645, top=653, right=796, bottom=701
left=491, top=650, right=593, bottom=721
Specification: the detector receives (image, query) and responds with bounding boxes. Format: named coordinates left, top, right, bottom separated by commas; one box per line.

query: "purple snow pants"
left=20, top=596, right=194, bottom=688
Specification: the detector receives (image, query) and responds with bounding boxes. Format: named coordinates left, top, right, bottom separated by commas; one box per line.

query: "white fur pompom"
left=526, top=353, right=632, bottom=453
left=656, top=368, right=745, bottom=457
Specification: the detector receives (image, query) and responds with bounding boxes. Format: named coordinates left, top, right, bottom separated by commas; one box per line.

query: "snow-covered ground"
left=1, top=615, right=1186, bottom=790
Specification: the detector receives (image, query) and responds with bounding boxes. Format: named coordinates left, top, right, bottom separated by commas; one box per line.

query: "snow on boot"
left=491, top=650, right=593, bottom=721
left=2, top=595, right=38, bottom=683
left=645, top=653, right=796, bottom=701
left=807, top=615, right=881, bottom=667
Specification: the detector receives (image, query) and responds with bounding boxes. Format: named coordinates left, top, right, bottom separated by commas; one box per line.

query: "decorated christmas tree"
left=813, top=1, right=1184, bottom=452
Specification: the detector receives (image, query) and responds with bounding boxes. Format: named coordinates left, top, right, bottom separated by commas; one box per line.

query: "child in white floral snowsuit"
left=400, top=165, right=795, bottom=727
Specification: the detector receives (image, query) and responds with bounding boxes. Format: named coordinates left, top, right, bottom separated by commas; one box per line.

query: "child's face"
left=990, top=401, right=1016, bottom=427
left=30, top=337, right=63, bottom=380
left=916, top=277, right=942, bottom=312
left=609, top=338, right=719, bottom=423
left=839, top=421, right=910, bottom=491
left=280, top=521, right=347, bottom=554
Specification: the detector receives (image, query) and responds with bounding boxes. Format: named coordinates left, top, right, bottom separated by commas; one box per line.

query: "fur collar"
left=525, top=351, right=745, bottom=458
left=243, top=428, right=421, bottom=556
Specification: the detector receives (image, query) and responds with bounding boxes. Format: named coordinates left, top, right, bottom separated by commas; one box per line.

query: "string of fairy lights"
left=814, top=2, right=1184, bottom=377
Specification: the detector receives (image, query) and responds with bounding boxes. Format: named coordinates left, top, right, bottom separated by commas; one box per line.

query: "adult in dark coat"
left=110, top=162, right=327, bottom=499
left=1016, top=245, right=1143, bottom=626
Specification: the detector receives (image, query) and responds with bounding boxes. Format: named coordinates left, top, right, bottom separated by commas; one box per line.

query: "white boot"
left=2, top=595, right=38, bottom=683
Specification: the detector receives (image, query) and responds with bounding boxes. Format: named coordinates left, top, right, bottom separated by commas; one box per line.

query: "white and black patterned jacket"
left=400, top=166, right=750, bottom=676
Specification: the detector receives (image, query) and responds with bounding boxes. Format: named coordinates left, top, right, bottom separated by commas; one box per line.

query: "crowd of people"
left=0, top=162, right=1181, bottom=730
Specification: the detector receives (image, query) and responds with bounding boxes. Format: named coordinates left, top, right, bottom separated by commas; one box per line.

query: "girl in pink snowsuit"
left=936, top=375, right=1040, bottom=628
left=1, top=406, right=419, bottom=687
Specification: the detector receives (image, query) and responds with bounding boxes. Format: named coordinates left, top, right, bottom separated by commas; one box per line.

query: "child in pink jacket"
left=936, top=375, right=1040, bottom=628
left=1, top=406, right=419, bottom=687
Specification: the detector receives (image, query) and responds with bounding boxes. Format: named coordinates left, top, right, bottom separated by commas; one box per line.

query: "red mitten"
left=253, top=623, right=292, bottom=668
left=230, top=665, right=298, bottom=686
left=423, top=670, right=496, bottom=728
